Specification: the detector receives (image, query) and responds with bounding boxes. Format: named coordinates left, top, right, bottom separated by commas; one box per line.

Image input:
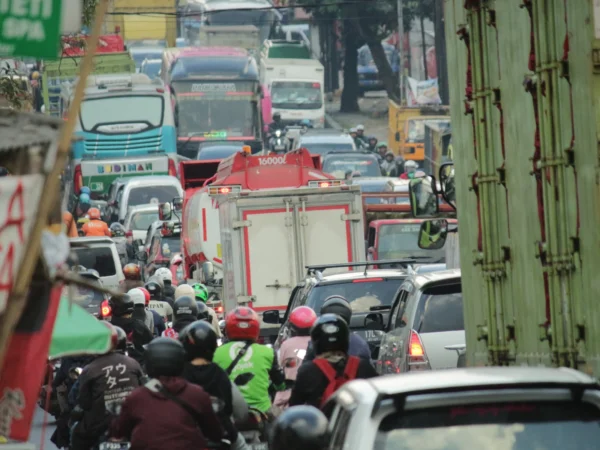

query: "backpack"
left=313, top=356, right=360, bottom=408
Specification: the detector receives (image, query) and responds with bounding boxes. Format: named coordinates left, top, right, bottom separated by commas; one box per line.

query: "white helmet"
left=356, top=124, right=365, bottom=131
left=174, top=283, right=194, bottom=300
left=155, top=267, right=173, bottom=283
left=404, top=160, right=418, bottom=172
left=128, top=288, right=146, bottom=306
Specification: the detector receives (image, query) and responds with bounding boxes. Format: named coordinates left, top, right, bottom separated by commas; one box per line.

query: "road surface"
left=28, top=407, right=57, bottom=450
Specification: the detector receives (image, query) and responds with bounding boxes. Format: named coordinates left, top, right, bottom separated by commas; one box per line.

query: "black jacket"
left=182, top=363, right=233, bottom=417
left=76, top=352, right=144, bottom=435
left=173, top=315, right=197, bottom=334
left=163, top=283, right=176, bottom=302
left=110, top=316, right=154, bottom=363
left=289, top=356, right=377, bottom=408
left=267, top=121, right=284, bottom=135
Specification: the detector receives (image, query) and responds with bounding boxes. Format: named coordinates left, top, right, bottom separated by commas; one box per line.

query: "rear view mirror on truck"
left=172, top=197, right=184, bottom=210
left=262, top=310, right=282, bottom=324
left=202, top=261, right=215, bottom=284
left=159, top=202, right=172, bottom=220
left=409, top=175, right=439, bottom=217
left=418, top=219, right=448, bottom=250
left=439, top=163, right=457, bottom=210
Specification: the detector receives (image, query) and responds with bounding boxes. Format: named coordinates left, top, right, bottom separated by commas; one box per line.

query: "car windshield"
left=322, top=156, right=382, bottom=178
left=197, top=145, right=242, bottom=160
left=141, top=61, right=161, bottom=78
left=307, top=278, right=404, bottom=313
left=374, top=402, right=600, bottom=450
left=160, top=236, right=181, bottom=256
left=130, top=211, right=159, bottom=230
left=80, top=95, right=164, bottom=132
left=378, top=223, right=446, bottom=262
left=71, top=247, right=116, bottom=277
left=131, top=51, right=162, bottom=68
left=416, top=284, right=463, bottom=333
left=127, top=185, right=179, bottom=207
left=271, top=81, right=322, bottom=110
left=301, top=142, right=355, bottom=155
left=69, top=284, right=104, bottom=310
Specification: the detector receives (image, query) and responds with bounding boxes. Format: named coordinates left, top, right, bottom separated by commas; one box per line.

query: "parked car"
left=69, top=237, right=125, bottom=291
left=376, top=268, right=464, bottom=374
left=320, top=366, right=600, bottom=449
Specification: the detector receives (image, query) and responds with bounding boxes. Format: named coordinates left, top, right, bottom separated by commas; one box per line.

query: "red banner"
left=0, top=282, right=62, bottom=441
left=61, top=34, right=125, bottom=57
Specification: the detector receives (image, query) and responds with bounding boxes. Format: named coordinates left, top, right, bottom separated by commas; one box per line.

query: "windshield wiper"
left=178, top=132, right=207, bottom=149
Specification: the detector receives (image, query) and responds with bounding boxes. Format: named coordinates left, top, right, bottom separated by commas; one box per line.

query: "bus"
left=66, top=73, right=178, bottom=197
left=161, top=47, right=264, bottom=157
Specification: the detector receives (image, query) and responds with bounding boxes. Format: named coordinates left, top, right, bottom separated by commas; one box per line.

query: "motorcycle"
left=268, top=129, right=291, bottom=154
left=233, top=373, right=270, bottom=450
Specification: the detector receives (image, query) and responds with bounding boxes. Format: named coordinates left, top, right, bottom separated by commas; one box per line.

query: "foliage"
left=83, top=0, right=99, bottom=28
left=0, top=70, right=31, bottom=110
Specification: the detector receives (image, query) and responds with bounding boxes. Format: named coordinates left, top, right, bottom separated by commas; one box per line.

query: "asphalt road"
left=28, top=407, right=58, bottom=450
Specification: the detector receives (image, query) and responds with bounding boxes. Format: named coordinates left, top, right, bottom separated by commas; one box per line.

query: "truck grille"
left=84, top=135, right=162, bottom=152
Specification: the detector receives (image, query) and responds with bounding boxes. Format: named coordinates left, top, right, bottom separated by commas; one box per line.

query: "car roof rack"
left=305, top=259, right=416, bottom=275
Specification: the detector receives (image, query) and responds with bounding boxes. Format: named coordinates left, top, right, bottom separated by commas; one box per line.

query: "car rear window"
left=414, top=283, right=463, bottom=333
left=301, top=143, right=354, bottom=155
left=127, top=185, right=179, bottom=207
left=374, top=401, right=600, bottom=450
left=70, top=285, right=105, bottom=311
left=306, top=278, right=404, bottom=313
left=72, top=247, right=116, bottom=277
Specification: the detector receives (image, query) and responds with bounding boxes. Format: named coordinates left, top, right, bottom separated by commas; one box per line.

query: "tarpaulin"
left=61, top=34, right=125, bottom=57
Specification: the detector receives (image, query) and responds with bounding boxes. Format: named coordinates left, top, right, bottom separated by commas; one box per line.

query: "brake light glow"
left=168, top=158, right=177, bottom=177
left=353, top=277, right=384, bottom=283
left=101, top=300, right=111, bottom=318
left=156, top=88, right=165, bottom=93
left=308, top=180, right=343, bottom=188
left=215, top=306, right=224, bottom=313
left=312, top=83, right=321, bottom=88
left=408, top=330, right=427, bottom=364
left=74, top=164, right=83, bottom=194
left=208, top=185, right=241, bottom=196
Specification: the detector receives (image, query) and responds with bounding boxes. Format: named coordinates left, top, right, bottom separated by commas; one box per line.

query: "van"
left=69, top=237, right=125, bottom=291
left=114, top=175, right=183, bottom=223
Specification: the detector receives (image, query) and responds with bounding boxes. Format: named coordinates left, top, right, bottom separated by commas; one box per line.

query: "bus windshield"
left=80, top=95, right=164, bottom=132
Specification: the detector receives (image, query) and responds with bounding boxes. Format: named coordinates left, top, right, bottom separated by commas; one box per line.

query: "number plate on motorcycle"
left=249, top=443, right=269, bottom=450
left=98, top=442, right=130, bottom=450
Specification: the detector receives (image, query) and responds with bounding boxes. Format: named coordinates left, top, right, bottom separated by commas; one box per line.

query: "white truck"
left=259, top=58, right=325, bottom=128
left=196, top=25, right=260, bottom=54
left=180, top=149, right=366, bottom=335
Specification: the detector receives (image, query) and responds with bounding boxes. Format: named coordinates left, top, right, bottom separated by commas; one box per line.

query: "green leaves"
left=0, top=71, right=31, bottom=110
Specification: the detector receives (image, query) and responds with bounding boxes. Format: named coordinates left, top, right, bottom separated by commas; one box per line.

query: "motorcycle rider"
left=366, top=135, right=378, bottom=153
left=380, top=150, right=399, bottom=177
left=155, top=267, right=176, bottom=301
left=213, top=307, right=286, bottom=415
left=192, top=283, right=221, bottom=337
left=138, top=286, right=166, bottom=336
left=348, top=127, right=365, bottom=149
left=81, top=208, right=111, bottom=237
left=375, top=141, right=389, bottom=161
left=129, top=288, right=155, bottom=333
left=76, top=192, right=91, bottom=219
left=355, top=124, right=368, bottom=146
left=270, top=406, right=330, bottom=450
left=302, top=296, right=371, bottom=364
left=148, top=274, right=173, bottom=306
left=180, top=321, right=250, bottom=448
left=196, top=301, right=212, bottom=322
left=289, top=314, right=377, bottom=408
left=110, top=338, right=223, bottom=450
left=62, top=210, right=78, bottom=238
left=162, top=295, right=198, bottom=338
left=71, top=324, right=143, bottom=450
left=146, top=279, right=173, bottom=322
left=123, top=263, right=143, bottom=292
left=267, top=112, right=284, bottom=136
left=400, top=159, right=419, bottom=180
left=108, top=294, right=154, bottom=363
left=273, top=306, right=317, bottom=411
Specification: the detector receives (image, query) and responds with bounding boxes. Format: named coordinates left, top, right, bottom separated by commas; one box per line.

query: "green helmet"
left=377, top=142, right=388, bottom=149
left=192, top=283, right=208, bottom=303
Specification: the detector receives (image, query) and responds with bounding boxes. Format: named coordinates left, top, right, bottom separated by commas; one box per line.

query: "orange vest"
left=62, top=212, right=78, bottom=238
left=82, top=220, right=110, bottom=237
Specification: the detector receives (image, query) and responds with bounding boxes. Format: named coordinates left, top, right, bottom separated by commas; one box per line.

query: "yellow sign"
left=217, top=243, right=222, bottom=259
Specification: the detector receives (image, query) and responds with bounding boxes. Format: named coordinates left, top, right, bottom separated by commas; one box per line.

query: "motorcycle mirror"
left=233, top=372, right=255, bottom=386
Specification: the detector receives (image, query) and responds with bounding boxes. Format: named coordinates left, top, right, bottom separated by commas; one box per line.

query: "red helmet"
left=123, top=263, right=141, bottom=280
left=225, top=307, right=260, bottom=341
left=138, top=287, right=151, bottom=306
left=289, top=306, right=317, bottom=335
left=88, top=207, right=101, bottom=220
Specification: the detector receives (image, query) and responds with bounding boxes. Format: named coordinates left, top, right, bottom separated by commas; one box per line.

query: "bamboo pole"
left=0, top=0, right=111, bottom=373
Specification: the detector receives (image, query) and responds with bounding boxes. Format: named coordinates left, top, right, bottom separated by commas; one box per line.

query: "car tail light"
left=407, top=330, right=427, bottom=365
left=353, top=277, right=384, bottom=283
left=74, top=164, right=83, bottom=194
left=308, top=180, right=343, bottom=188
left=168, top=158, right=177, bottom=177
left=101, top=300, right=111, bottom=318
left=215, top=305, right=223, bottom=314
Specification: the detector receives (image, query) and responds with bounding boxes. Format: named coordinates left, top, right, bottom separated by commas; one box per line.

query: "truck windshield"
left=176, top=96, right=255, bottom=137
left=80, top=95, right=164, bottom=132
left=271, top=81, right=322, bottom=110
left=307, top=279, right=403, bottom=313
left=374, top=401, right=600, bottom=450
left=130, top=211, right=160, bottom=230
left=322, top=156, right=382, bottom=178
left=406, top=119, right=450, bottom=143
left=71, top=247, right=116, bottom=277
left=127, top=185, right=179, bottom=207
left=378, top=223, right=445, bottom=262
left=206, top=8, right=276, bottom=42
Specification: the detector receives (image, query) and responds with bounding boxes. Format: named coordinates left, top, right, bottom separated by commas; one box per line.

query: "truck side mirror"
left=159, top=202, right=172, bottom=221
left=262, top=310, right=282, bottom=324
left=439, top=162, right=457, bottom=210
left=417, top=219, right=448, bottom=250
left=172, top=197, right=183, bottom=210
left=202, top=261, right=215, bottom=283
left=408, top=175, right=439, bottom=218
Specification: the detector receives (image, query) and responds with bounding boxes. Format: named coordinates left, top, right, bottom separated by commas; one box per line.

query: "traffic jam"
left=3, top=0, right=600, bottom=450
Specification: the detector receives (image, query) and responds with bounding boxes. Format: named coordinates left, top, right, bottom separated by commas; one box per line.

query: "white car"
left=321, top=366, right=600, bottom=449
left=123, top=204, right=160, bottom=242
left=115, top=175, right=183, bottom=223
left=69, top=237, right=125, bottom=291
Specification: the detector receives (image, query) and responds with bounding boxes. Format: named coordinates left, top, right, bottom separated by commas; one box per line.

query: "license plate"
left=98, top=442, right=130, bottom=450
left=249, top=443, right=269, bottom=450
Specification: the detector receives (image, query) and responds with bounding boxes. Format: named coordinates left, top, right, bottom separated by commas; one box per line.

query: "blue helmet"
left=300, top=119, right=313, bottom=128
left=79, top=193, right=90, bottom=204
left=80, top=186, right=91, bottom=195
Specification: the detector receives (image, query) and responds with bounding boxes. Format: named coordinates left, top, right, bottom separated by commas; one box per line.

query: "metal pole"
left=397, top=0, right=404, bottom=104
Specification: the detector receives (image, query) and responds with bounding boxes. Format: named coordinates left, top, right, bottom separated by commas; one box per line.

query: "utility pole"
left=397, top=0, right=404, bottom=104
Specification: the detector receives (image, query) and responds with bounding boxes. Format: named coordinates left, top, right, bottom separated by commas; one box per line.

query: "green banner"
left=0, top=0, right=62, bottom=58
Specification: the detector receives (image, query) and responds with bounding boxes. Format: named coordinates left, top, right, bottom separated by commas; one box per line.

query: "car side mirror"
left=202, top=261, right=215, bottom=283
left=262, top=309, right=282, bottom=324
left=364, top=313, right=384, bottom=331
left=136, top=251, right=148, bottom=262
left=439, top=162, right=457, bottom=210
left=408, top=175, right=439, bottom=218
left=418, top=219, right=449, bottom=250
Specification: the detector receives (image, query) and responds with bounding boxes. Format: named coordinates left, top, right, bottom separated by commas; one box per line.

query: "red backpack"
left=313, top=356, right=360, bottom=408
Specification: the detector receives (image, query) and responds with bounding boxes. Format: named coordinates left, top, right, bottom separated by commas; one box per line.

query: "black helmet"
left=273, top=112, right=281, bottom=121
left=320, top=295, right=352, bottom=324
left=179, top=320, right=218, bottom=361
left=145, top=281, right=163, bottom=299
left=173, top=295, right=198, bottom=319
left=310, top=313, right=349, bottom=355
left=113, top=325, right=128, bottom=352
left=196, top=301, right=211, bottom=322
left=270, top=405, right=330, bottom=450
left=108, top=294, right=134, bottom=317
left=145, top=337, right=186, bottom=378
